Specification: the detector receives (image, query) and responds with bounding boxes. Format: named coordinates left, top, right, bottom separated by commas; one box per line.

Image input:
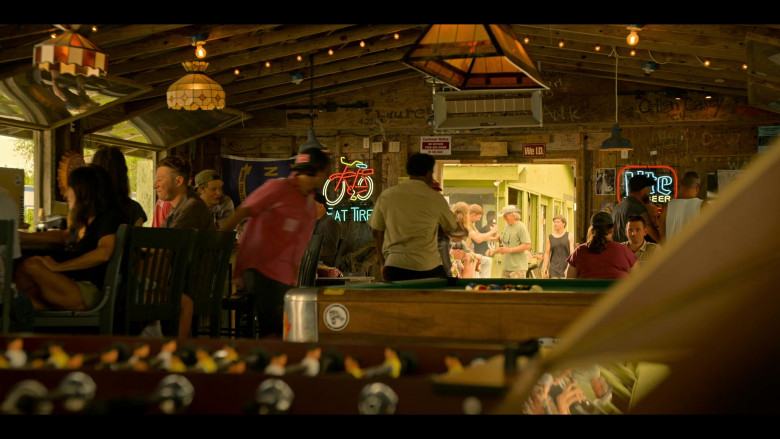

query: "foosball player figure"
left=344, top=355, right=365, bottom=379
left=193, top=346, right=218, bottom=373
left=151, top=339, right=177, bottom=370
left=4, top=337, right=27, bottom=369
left=96, top=342, right=131, bottom=371
left=264, top=351, right=287, bottom=376
left=285, top=345, right=322, bottom=376
left=213, top=344, right=243, bottom=373
left=245, top=346, right=271, bottom=372
left=363, top=347, right=402, bottom=378
left=444, top=353, right=464, bottom=375
left=127, top=343, right=151, bottom=371
left=32, top=341, right=81, bottom=370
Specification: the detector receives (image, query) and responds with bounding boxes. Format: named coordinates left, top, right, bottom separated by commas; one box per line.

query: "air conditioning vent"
left=433, top=89, right=543, bottom=129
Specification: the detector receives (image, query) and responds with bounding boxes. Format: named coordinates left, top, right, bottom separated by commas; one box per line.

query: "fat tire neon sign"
left=321, top=157, right=375, bottom=222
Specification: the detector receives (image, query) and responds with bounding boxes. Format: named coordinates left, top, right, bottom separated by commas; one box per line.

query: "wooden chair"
left=188, top=229, right=236, bottom=337
left=33, top=223, right=130, bottom=335
left=119, top=226, right=196, bottom=337
left=298, top=233, right=323, bottom=288
left=0, top=220, right=15, bottom=334
left=221, top=233, right=324, bottom=339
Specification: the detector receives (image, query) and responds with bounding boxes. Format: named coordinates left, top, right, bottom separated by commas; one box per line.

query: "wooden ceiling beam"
left=126, top=24, right=422, bottom=85
left=112, top=24, right=355, bottom=76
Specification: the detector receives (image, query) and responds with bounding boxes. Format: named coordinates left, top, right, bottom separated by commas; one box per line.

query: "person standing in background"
left=612, top=175, right=660, bottom=244
left=488, top=205, right=532, bottom=279
left=474, top=209, right=496, bottom=257
left=541, top=215, right=575, bottom=279
left=368, top=153, right=466, bottom=282
left=220, top=148, right=331, bottom=338
left=658, top=171, right=708, bottom=243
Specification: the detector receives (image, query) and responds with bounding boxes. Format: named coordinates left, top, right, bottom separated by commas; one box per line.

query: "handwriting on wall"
left=357, top=108, right=428, bottom=126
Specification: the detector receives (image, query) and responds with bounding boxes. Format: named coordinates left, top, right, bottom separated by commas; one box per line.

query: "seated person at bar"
left=91, top=144, right=147, bottom=226
left=367, top=153, right=466, bottom=282
left=149, top=156, right=214, bottom=338
left=194, top=169, right=235, bottom=229
left=14, top=165, right=125, bottom=311
left=313, top=192, right=340, bottom=267
left=566, top=211, right=638, bottom=279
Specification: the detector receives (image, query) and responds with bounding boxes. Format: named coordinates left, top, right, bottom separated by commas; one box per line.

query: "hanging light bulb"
left=328, top=49, right=334, bottom=55
left=626, top=25, right=642, bottom=46
left=523, top=36, right=530, bottom=44
left=191, top=34, right=208, bottom=59
left=558, top=40, right=565, bottom=48
left=630, top=49, right=636, bottom=56
left=595, top=43, right=602, bottom=52
left=703, top=58, right=711, bottom=67
left=359, top=40, right=365, bottom=47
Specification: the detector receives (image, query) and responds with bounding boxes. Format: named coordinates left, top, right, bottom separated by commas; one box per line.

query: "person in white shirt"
left=659, top=172, right=708, bottom=242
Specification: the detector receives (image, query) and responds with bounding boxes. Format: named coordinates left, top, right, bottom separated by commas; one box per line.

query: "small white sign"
left=323, top=303, right=349, bottom=331
left=389, top=141, right=400, bottom=152
left=371, top=141, right=383, bottom=153
left=363, top=138, right=370, bottom=149
left=420, top=136, right=452, bottom=155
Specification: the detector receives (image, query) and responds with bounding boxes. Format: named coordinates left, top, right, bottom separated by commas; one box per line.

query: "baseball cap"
left=628, top=174, right=654, bottom=193
left=194, top=169, right=221, bottom=187
left=590, top=211, right=614, bottom=227
left=500, top=205, right=521, bottom=216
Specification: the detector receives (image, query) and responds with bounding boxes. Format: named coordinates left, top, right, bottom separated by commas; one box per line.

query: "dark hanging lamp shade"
left=402, top=24, right=548, bottom=91
left=298, top=127, right=328, bottom=154
left=600, top=123, right=634, bottom=151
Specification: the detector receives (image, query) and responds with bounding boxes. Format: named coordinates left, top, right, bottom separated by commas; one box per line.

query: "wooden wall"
left=176, top=72, right=780, bottom=244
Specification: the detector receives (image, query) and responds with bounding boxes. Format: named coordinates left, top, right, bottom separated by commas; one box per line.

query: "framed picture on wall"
left=596, top=168, right=616, bottom=195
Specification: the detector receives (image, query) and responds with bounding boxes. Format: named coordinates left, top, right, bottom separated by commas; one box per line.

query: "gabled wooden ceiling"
left=2, top=24, right=780, bottom=142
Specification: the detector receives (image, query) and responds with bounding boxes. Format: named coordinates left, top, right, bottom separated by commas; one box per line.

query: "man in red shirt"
left=220, top=148, right=331, bottom=338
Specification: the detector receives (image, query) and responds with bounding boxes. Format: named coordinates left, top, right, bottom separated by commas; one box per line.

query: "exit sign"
left=523, top=143, right=546, bottom=157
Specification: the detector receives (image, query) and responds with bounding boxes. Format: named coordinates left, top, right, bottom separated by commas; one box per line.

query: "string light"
left=297, top=55, right=303, bottom=62
left=265, top=61, right=271, bottom=68
left=328, top=49, right=334, bottom=55
left=393, top=33, right=399, bottom=39
left=233, top=68, right=240, bottom=75
left=50, top=33, right=57, bottom=38
left=703, top=58, right=711, bottom=67
left=742, top=63, right=748, bottom=70
left=630, top=49, right=636, bottom=56
left=91, top=25, right=98, bottom=32
left=523, top=36, right=530, bottom=44
left=558, top=40, right=564, bottom=48
left=359, top=40, right=365, bottom=47
left=595, top=43, right=601, bottom=52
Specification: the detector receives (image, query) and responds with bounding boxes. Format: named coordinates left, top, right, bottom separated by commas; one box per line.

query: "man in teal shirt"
left=488, top=205, right=532, bottom=278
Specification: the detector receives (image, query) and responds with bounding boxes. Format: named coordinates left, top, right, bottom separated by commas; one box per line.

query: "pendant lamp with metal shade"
left=601, top=48, right=634, bottom=151
left=298, top=55, right=328, bottom=154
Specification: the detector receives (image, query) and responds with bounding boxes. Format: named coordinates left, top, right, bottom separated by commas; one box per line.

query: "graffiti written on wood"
left=358, top=108, right=427, bottom=126
left=631, top=97, right=723, bottom=120
left=542, top=76, right=565, bottom=97
left=543, top=104, right=582, bottom=122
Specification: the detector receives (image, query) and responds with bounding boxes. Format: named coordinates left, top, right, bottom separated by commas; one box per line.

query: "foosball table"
left=0, top=333, right=547, bottom=415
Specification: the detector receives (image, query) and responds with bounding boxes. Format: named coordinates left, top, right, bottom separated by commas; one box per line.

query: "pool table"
left=284, top=277, right=615, bottom=345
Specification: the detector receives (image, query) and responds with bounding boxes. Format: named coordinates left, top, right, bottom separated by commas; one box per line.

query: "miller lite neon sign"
left=617, top=166, right=678, bottom=204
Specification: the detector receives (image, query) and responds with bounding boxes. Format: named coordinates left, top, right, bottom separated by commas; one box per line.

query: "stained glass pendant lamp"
left=167, top=61, right=225, bottom=110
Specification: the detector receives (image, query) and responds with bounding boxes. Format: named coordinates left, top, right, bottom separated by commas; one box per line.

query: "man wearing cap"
left=488, top=205, right=532, bottom=279
left=567, top=211, right=637, bottom=279
left=313, top=192, right=340, bottom=267
left=220, top=147, right=331, bottom=338
left=194, top=169, right=235, bottom=229
left=611, top=174, right=660, bottom=244
left=368, top=153, right=466, bottom=282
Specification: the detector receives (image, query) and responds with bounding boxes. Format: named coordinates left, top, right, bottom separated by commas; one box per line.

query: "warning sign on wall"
left=420, top=136, right=451, bottom=155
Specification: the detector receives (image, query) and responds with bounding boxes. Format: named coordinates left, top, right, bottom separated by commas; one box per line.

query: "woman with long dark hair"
left=565, top=211, right=637, bottom=279
left=14, top=164, right=125, bottom=311
left=91, top=144, right=147, bottom=226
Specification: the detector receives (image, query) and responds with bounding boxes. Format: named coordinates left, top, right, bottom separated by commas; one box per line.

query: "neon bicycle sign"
left=323, top=156, right=375, bottom=206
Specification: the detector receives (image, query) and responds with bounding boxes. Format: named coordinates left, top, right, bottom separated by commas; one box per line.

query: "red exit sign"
left=522, top=143, right=546, bottom=157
